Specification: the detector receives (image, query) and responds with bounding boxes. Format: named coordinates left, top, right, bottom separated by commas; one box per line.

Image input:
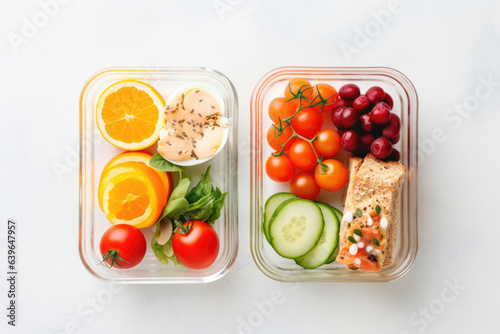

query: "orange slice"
left=100, top=162, right=167, bottom=228
left=96, top=80, right=165, bottom=150
left=98, top=151, right=173, bottom=210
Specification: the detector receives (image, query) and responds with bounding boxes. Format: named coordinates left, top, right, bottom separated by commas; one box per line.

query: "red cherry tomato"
left=291, top=109, right=323, bottom=138
left=172, top=220, right=220, bottom=269
left=309, top=83, right=339, bottom=113
left=290, top=171, right=321, bottom=200
left=313, top=129, right=342, bottom=157
left=99, top=224, right=146, bottom=269
left=314, top=159, right=348, bottom=191
left=267, top=124, right=295, bottom=151
left=265, top=154, right=295, bottom=182
left=289, top=139, right=318, bottom=170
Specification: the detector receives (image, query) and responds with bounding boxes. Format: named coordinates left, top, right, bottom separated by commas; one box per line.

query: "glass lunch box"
left=79, top=67, right=238, bottom=284
left=250, top=66, right=418, bottom=283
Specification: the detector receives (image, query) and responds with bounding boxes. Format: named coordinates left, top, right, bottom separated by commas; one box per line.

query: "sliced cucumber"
left=263, top=193, right=297, bottom=243
left=295, top=203, right=340, bottom=269
left=324, top=206, right=343, bottom=264
left=269, top=199, right=324, bottom=259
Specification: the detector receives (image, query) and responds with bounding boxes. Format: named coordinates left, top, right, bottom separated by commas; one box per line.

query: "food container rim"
left=79, top=66, right=239, bottom=284
left=250, top=66, right=418, bottom=283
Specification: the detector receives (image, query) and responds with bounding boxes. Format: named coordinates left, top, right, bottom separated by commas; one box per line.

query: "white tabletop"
left=1, top=0, right=499, bottom=333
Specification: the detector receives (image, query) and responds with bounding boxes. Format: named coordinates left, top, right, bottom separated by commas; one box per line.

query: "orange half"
left=100, top=162, right=167, bottom=228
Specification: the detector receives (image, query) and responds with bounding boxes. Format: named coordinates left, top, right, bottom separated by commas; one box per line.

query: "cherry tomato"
left=265, top=154, right=295, bottom=182
left=99, top=224, right=146, bottom=269
left=290, top=171, right=321, bottom=200
left=309, top=83, right=339, bottom=113
left=313, top=129, right=342, bottom=157
left=284, top=78, right=313, bottom=101
left=172, top=220, right=219, bottom=269
left=268, top=97, right=286, bottom=123
left=291, top=109, right=323, bottom=138
left=267, top=124, right=295, bottom=151
left=314, top=159, right=348, bottom=191
left=289, top=139, right=318, bottom=170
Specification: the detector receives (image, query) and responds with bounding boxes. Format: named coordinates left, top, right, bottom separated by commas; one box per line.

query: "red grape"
left=366, top=86, right=385, bottom=104
left=341, top=107, right=358, bottom=129
left=353, top=95, right=371, bottom=113
left=339, top=84, right=361, bottom=101
left=382, top=113, right=401, bottom=139
left=341, top=130, right=359, bottom=152
left=337, top=128, right=346, bottom=137
left=359, top=134, right=375, bottom=152
left=360, top=114, right=374, bottom=132
left=387, top=148, right=400, bottom=161
left=389, top=134, right=400, bottom=144
left=371, top=137, right=393, bottom=159
left=332, top=106, right=346, bottom=129
left=370, top=102, right=391, bottom=125
left=383, top=93, right=394, bottom=109
left=331, top=98, right=352, bottom=110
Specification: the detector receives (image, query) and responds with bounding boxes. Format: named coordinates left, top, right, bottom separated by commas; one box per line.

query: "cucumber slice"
left=324, top=206, right=343, bottom=264
left=295, top=203, right=340, bottom=269
left=262, top=193, right=298, bottom=243
left=269, top=199, right=324, bottom=259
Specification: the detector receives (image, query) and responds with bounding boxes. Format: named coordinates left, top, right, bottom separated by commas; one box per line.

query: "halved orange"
left=98, top=151, right=173, bottom=210
left=96, top=80, right=165, bottom=150
left=100, top=162, right=167, bottom=228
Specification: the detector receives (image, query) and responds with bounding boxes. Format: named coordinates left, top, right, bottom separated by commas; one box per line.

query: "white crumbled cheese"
left=380, top=217, right=389, bottom=229
left=344, top=211, right=353, bottom=223
left=366, top=245, right=374, bottom=253
left=349, top=243, right=358, bottom=255
left=354, top=258, right=361, bottom=266
left=354, top=234, right=361, bottom=242
left=367, top=215, right=373, bottom=226
left=358, top=242, right=365, bottom=249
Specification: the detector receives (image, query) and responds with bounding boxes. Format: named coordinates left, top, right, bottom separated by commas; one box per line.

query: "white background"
left=1, top=0, right=499, bottom=333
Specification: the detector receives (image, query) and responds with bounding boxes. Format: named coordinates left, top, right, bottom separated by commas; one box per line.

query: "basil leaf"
left=356, top=208, right=363, bottom=218
left=207, top=189, right=227, bottom=224
left=185, top=166, right=213, bottom=203
left=348, top=236, right=356, bottom=243
left=353, top=229, right=362, bottom=236
left=372, top=238, right=380, bottom=246
left=375, top=205, right=381, bottom=214
left=149, top=152, right=184, bottom=172
left=169, top=177, right=191, bottom=202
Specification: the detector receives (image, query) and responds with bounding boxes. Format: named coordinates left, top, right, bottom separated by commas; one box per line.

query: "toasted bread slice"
left=337, top=154, right=405, bottom=269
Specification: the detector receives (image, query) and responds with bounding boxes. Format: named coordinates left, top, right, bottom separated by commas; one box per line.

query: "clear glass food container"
left=79, top=67, right=238, bottom=284
left=250, top=67, right=418, bottom=283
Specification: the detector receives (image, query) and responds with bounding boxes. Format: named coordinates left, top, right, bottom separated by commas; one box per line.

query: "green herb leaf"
left=185, top=166, right=213, bottom=203
left=154, top=177, right=192, bottom=225
left=356, top=208, right=363, bottom=218
left=149, top=152, right=185, bottom=172
left=207, top=189, right=227, bottom=224
left=353, top=229, right=362, bottom=236
left=348, top=236, right=356, bottom=243
left=372, top=238, right=380, bottom=246
left=375, top=205, right=381, bottom=214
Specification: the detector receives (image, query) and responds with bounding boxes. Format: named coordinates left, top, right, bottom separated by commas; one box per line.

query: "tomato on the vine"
left=284, top=78, right=313, bottom=101
left=309, top=83, right=339, bottom=113
left=291, top=109, right=323, bottom=138
left=267, top=124, right=295, bottom=151
left=314, top=159, right=348, bottom=191
left=289, top=139, right=318, bottom=170
left=172, top=220, right=219, bottom=269
left=265, top=154, right=295, bottom=182
left=313, top=129, right=342, bottom=157
left=290, top=171, right=320, bottom=200
left=268, top=97, right=286, bottom=123
left=99, top=224, right=146, bottom=269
